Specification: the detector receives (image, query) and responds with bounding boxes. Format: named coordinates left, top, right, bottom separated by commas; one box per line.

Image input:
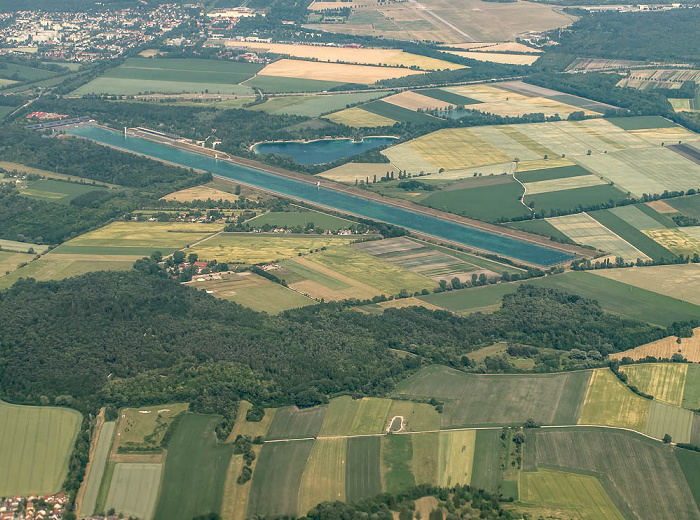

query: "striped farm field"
left=104, top=463, right=162, bottom=520
left=683, top=364, right=700, bottom=410
left=383, top=90, right=458, bottom=111
left=252, top=91, right=387, bottom=117
left=325, top=106, right=397, bottom=127
left=255, top=59, right=422, bottom=84
left=578, top=369, right=650, bottom=433
left=266, top=405, right=327, bottom=440
left=438, top=430, right=476, bottom=487
left=645, top=400, right=693, bottom=443
left=393, top=365, right=590, bottom=428
left=470, top=429, right=501, bottom=493
left=381, top=434, right=415, bottom=494
left=611, top=327, right=700, bottom=362
left=0, top=400, right=82, bottom=496
left=621, top=363, right=687, bottom=406
left=522, top=174, right=606, bottom=195
left=81, top=421, right=116, bottom=516
left=528, top=427, right=699, bottom=520
left=318, top=396, right=391, bottom=437
left=519, top=468, right=625, bottom=520
left=297, top=438, right=346, bottom=514
left=346, top=436, right=382, bottom=503
left=247, top=440, right=314, bottom=518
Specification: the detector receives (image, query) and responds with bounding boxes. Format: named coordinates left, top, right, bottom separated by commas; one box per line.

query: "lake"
left=66, top=125, right=575, bottom=266
left=253, top=137, right=397, bottom=165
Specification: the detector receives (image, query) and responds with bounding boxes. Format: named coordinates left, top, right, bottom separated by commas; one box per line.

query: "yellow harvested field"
left=161, top=185, right=243, bottom=203
left=444, top=50, right=539, bottom=65
left=297, top=438, right=346, bottom=514
left=611, top=327, right=700, bottom=362
left=446, top=42, right=541, bottom=53
left=646, top=200, right=679, bottom=213
left=309, top=0, right=364, bottom=9
left=0, top=251, right=34, bottom=276
left=318, top=162, right=398, bottom=183
left=383, top=90, right=457, bottom=111
left=438, top=430, right=476, bottom=487
left=516, top=157, right=576, bottom=172
left=523, top=174, right=607, bottom=195
left=325, top=107, right=397, bottom=128
left=578, top=369, right=650, bottom=433
left=257, top=59, right=421, bottom=83
left=227, top=401, right=276, bottom=442
left=425, top=162, right=515, bottom=181
left=630, top=126, right=700, bottom=146
left=643, top=229, right=700, bottom=256
left=219, top=41, right=462, bottom=70
left=620, top=363, right=687, bottom=406
left=384, top=127, right=512, bottom=173
left=594, top=264, right=700, bottom=306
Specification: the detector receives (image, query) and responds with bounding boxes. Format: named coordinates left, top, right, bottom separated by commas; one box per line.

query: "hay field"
left=325, top=106, right=397, bottom=127
left=383, top=90, right=458, bottom=111
left=381, top=435, right=415, bottom=494
left=219, top=41, right=461, bottom=70
left=305, top=246, right=438, bottom=295
left=578, top=369, right=650, bottom=432
left=643, top=228, right=700, bottom=256
left=384, top=127, right=512, bottom=173
left=81, top=421, right=116, bottom=516
left=523, top=174, right=607, bottom=195
left=74, top=77, right=254, bottom=96
left=154, top=414, right=233, bottom=520
left=530, top=427, right=698, bottom=520
left=256, top=59, right=421, bottom=84
left=345, top=437, right=382, bottom=503
left=247, top=210, right=353, bottom=231
left=266, top=406, right=327, bottom=441
left=247, top=440, right=314, bottom=518
left=186, top=233, right=354, bottom=265
left=0, top=250, right=34, bottom=276
left=393, top=365, right=590, bottom=428
left=444, top=50, right=539, bottom=65
left=282, top=257, right=382, bottom=301
left=608, top=204, right=671, bottom=230
left=104, top=463, right=162, bottom=520
left=577, top=148, right=700, bottom=197
left=448, top=42, right=541, bottom=54
left=318, top=162, right=398, bottom=183
left=610, top=327, right=700, bottom=362
left=630, top=125, right=700, bottom=145
left=520, top=468, right=625, bottom=520
left=252, top=91, right=387, bottom=117
left=645, top=400, right=693, bottom=443
left=438, top=430, right=476, bottom=487
left=297, top=438, right=346, bottom=514
left=0, top=400, right=82, bottom=496
left=0, top=237, right=49, bottom=253
left=161, top=185, right=243, bottom=203
left=621, top=364, right=687, bottom=406
left=595, top=265, right=700, bottom=306
left=318, top=396, right=392, bottom=437
left=547, top=213, right=649, bottom=261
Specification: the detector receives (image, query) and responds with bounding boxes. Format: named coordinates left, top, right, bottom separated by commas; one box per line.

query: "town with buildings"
left=0, top=494, right=67, bottom=520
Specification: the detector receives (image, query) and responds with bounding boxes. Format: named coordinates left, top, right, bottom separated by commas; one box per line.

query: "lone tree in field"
left=663, top=434, right=673, bottom=443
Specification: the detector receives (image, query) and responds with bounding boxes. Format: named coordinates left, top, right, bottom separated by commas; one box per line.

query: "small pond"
left=253, top=136, right=397, bottom=165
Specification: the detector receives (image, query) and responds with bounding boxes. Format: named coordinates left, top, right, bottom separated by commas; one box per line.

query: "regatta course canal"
left=67, top=125, right=575, bottom=266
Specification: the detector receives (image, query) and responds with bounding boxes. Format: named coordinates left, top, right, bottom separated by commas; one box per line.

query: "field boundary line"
left=582, top=211, right=650, bottom=261
left=511, top=166, right=534, bottom=215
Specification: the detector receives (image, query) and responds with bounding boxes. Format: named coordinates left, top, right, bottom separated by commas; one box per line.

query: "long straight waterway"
left=67, top=125, right=574, bottom=266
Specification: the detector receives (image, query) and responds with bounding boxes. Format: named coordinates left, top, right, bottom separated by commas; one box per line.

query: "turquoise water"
left=66, top=125, right=574, bottom=266
left=253, top=137, right=397, bottom=165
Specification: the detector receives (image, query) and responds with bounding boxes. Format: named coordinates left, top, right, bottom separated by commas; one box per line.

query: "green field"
left=154, top=414, right=233, bottom=520
left=246, top=210, right=354, bottom=231
left=298, top=438, right=347, bottom=514
left=243, top=75, right=346, bottom=93
left=589, top=209, right=677, bottom=261
left=410, top=432, right=439, bottom=486
left=470, top=429, right=501, bottom=493
left=528, top=427, right=698, bottom=520
left=611, top=203, right=676, bottom=230
left=683, top=364, right=700, bottom=410
left=0, top=238, right=49, bottom=253
left=104, top=463, right=162, bottom=520
left=517, top=164, right=593, bottom=182
left=385, top=400, right=440, bottom=432
left=381, top=434, right=415, bottom=494
left=669, top=195, right=700, bottom=219
left=438, top=430, right=476, bottom=487
left=116, top=403, right=189, bottom=451
left=676, top=449, right=700, bottom=511
left=253, top=92, right=387, bottom=117
left=318, top=396, right=391, bottom=437
left=528, top=272, right=700, bottom=326
left=345, top=436, right=382, bottom=503
left=0, top=250, right=34, bottom=276
left=308, top=246, right=437, bottom=295
left=279, top=259, right=351, bottom=290
left=520, top=468, right=625, bottom=520
left=248, top=440, right=314, bottom=517
left=419, top=283, right=517, bottom=313
left=362, top=99, right=441, bottom=124
left=393, top=365, right=590, bottom=428
left=608, top=116, right=679, bottom=130
left=0, top=62, right=56, bottom=82
left=645, top=400, right=693, bottom=444
left=266, top=405, right=327, bottom=440
left=0, top=400, right=82, bottom=495
left=621, top=363, right=687, bottom=406
left=82, top=421, right=116, bottom=516
left=20, top=179, right=106, bottom=204
left=579, top=369, right=650, bottom=432
left=416, top=88, right=482, bottom=106
left=422, top=181, right=529, bottom=222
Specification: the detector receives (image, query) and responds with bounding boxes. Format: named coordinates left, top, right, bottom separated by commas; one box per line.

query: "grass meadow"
left=252, top=92, right=388, bottom=117
left=246, top=210, right=354, bottom=231
left=0, top=400, right=82, bottom=496
left=318, top=396, right=391, bottom=437
left=104, top=463, right=162, bottom=520
left=154, top=414, right=233, bottom=520
left=81, top=421, right=116, bottom=516
left=381, top=435, right=415, bottom=494
left=266, top=406, right=327, bottom=440
left=345, top=436, right=382, bottom=503
left=470, top=429, right=501, bottom=493
left=297, top=438, right=347, bottom=514
left=20, top=179, right=105, bottom=203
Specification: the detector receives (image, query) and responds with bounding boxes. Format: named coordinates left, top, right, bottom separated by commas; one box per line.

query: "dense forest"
left=0, top=264, right=674, bottom=436
left=550, top=9, right=700, bottom=64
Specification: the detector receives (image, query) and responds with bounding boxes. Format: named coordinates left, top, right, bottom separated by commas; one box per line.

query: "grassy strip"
left=415, top=88, right=482, bottom=106
left=634, top=203, right=677, bottom=228
left=361, top=99, right=441, bottom=124
left=589, top=209, right=677, bottom=261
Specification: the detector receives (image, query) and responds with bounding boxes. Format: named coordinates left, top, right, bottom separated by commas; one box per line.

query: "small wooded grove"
left=0, top=261, right=678, bottom=437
